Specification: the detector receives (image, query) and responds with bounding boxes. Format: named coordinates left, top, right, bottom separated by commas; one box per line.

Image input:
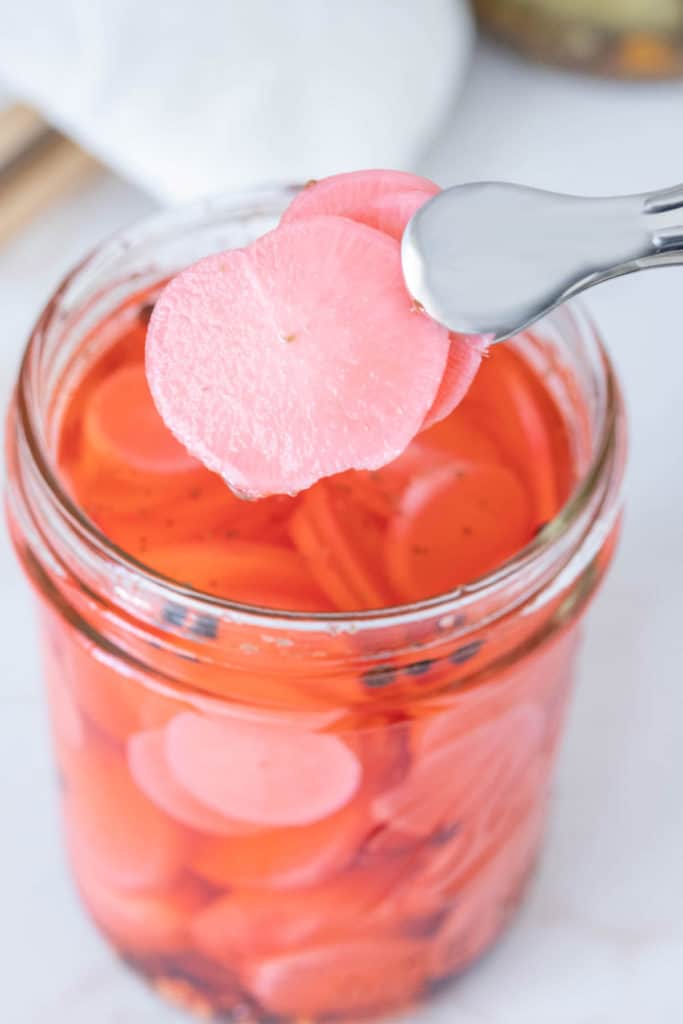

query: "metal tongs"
left=402, top=180, right=683, bottom=341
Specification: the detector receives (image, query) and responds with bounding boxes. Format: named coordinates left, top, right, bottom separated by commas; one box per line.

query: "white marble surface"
left=2, top=41, right=683, bottom=1024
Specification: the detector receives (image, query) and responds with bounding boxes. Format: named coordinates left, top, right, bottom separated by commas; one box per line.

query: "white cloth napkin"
left=0, top=0, right=473, bottom=202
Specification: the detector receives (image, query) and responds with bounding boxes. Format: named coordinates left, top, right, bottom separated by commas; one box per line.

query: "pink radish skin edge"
left=281, top=169, right=439, bottom=225
left=422, top=334, right=490, bottom=430
left=165, top=713, right=363, bottom=828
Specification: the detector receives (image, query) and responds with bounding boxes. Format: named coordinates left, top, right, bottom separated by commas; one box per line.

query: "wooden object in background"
left=0, top=104, right=100, bottom=243
left=0, top=104, right=47, bottom=171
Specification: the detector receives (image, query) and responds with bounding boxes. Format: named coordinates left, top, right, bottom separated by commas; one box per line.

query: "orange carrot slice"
left=289, top=479, right=395, bottom=610
left=420, top=404, right=502, bottom=462
left=65, top=744, right=187, bottom=892
left=190, top=798, right=370, bottom=891
left=83, top=363, right=199, bottom=477
left=62, top=630, right=181, bottom=744
left=464, top=343, right=559, bottom=522
left=142, top=539, right=332, bottom=610
left=385, top=460, right=534, bottom=601
left=191, top=864, right=403, bottom=965
left=243, top=937, right=428, bottom=1019
left=72, top=851, right=204, bottom=957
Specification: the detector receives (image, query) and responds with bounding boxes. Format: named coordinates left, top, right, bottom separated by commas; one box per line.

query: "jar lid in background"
left=474, top=0, right=683, bottom=78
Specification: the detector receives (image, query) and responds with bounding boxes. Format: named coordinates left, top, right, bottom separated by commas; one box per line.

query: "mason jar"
left=5, top=189, right=627, bottom=1022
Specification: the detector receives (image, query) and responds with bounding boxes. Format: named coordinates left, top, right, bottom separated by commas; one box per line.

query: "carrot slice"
left=385, top=460, right=534, bottom=601
left=142, top=539, right=332, bottom=610
left=65, top=743, right=187, bottom=892
left=190, top=798, right=370, bottom=891
left=71, top=849, right=204, bottom=957
left=289, top=479, right=395, bottom=610
left=191, top=864, right=404, bottom=964
left=62, top=629, right=181, bottom=744
left=83, top=362, right=199, bottom=477
left=463, top=343, right=559, bottom=521
left=243, top=937, right=429, bottom=1019
left=341, top=440, right=452, bottom=522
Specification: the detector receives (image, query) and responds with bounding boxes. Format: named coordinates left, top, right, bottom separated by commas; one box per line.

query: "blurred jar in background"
left=475, top=0, right=683, bottom=78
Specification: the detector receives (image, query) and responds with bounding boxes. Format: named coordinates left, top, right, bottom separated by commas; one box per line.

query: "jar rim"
left=13, top=185, right=625, bottom=635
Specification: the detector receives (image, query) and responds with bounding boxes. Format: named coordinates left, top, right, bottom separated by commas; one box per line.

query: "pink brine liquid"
left=2, top=163, right=625, bottom=1024
left=29, top=286, right=591, bottom=1021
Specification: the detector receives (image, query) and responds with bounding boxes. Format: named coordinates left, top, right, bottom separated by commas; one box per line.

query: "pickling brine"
left=5, top=188, right=626, bottom=1022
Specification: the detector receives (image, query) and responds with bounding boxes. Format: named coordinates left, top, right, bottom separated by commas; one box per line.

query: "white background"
left=1, top=42, right=682, bottom=1023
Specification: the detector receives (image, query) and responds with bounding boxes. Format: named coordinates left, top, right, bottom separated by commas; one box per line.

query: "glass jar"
left=475, top=0, right=683, bottom=78
left=5, top=188, right=627, bottom=1022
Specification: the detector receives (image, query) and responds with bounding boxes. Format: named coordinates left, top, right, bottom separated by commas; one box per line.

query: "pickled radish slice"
left=373, top=707, right=543, bottom=839
left=417, top=689, right=519, bottom=759
left=344, top=189, right=434, bottom=240
left=386, top=461, right=534, bottom=601
left=191, top=799, right=370, bottom=890
left=191, top=866, right=400, bottom=964
left=46, top=673, right=84, bottom=756
left=356, top=715, right=412, bottom=796
left=428, top=857, right=507, bottom=979
left=63, top=633, right=180, bottom=743
left=166, top=713, right=362, bottom=827
left=243, top=938, right=428, bottom=1018
left=192, top=889, right=312, bottom=963
left=84, top=363, right=198, bottom=476
left=186, top=694, right=346, bottom=733
left=142, top=540, right=331, bottom=609
left=281, top=169, right=438, bottom=226
left=66, top=745, right=186, bottom=891
left=72, top=850, right=203, bottom=956
left=409, top=753, right=546, bottom=908
left=289, top=479, right=395, bottom=610
left=429, top=806, right=545, bottom=980
left=422, top=334, right=486, bottom=430
left=128, top=729, right=260, bottom=837
left=146, top=216, right=450, bottom=497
